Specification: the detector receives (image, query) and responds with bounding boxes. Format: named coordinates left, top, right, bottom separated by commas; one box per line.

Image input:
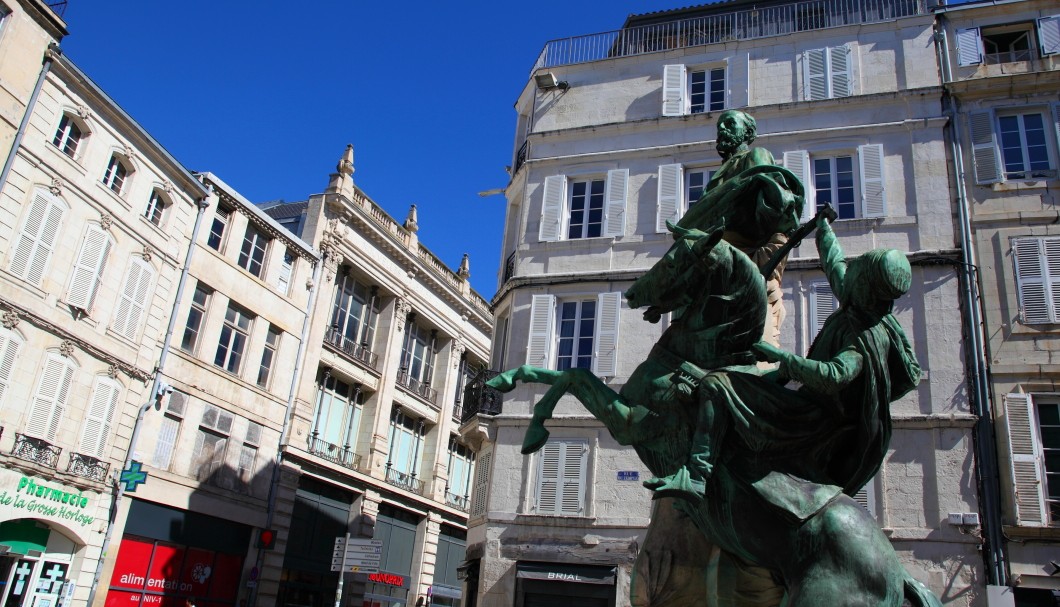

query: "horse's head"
left=625, top=223, right=724, bottom=322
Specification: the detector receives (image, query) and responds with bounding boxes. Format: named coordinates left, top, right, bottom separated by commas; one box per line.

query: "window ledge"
left=42, top=140, right=88, bottom=177
left=138, top=213, right=169, bottom=238
left=94, top=180, right=131, bottom=211
left=987, top=179, right=1056, bottom=192
left=516, top=513, right=597, bottom=527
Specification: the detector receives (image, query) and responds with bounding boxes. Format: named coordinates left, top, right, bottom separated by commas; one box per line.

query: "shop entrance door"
left=0, top=559, right=67, bottom=607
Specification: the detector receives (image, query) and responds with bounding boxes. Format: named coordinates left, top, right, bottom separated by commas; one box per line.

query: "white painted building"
left=469, top=0, right=982, bottom=605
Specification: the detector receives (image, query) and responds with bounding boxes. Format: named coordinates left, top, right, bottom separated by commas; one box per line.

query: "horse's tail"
left=904, top=575, right=943, bottom=607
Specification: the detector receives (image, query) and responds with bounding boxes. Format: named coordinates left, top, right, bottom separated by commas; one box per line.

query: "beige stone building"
left=935, top=1, right=1060, bottom=604
left=469, top=0, right=982, bottom=605
left=0, top=9, right=213, bottom=607
left=258, top=147, right=492, bottom=607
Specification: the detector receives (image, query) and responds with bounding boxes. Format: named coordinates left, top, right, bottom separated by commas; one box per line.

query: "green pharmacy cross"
left=119, top=461, right=148, bottom=492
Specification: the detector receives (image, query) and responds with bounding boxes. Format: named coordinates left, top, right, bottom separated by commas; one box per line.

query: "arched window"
left=52, top=113, right=84, bottom=158
left=143, top=189, right=168, bottom=226
left=9, top=187, right=67, bottom=285
left=66, top=223, right=113, bottom=312
left=26, top=352, right=77, bottom=441
left=112, top=257, right=154, bottom=340
left=102, top=154, right=130, bottom=195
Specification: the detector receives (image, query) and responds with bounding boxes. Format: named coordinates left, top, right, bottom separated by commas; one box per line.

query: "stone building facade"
left=259, top=148, right=492, bottom=607
left=469, top=0, right=983, bottom=605
left=0, top=11, right=212, bottom=607
left=935, top=1, right=1060, bottom=604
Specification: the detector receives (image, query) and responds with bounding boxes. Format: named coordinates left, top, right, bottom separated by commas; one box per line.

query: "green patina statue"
left=487, top=111, right=940, bottom=606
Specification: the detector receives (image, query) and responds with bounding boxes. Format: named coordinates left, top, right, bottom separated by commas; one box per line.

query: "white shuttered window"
left=1002, top=393, right=1049, bottom=526
left=810, top=281, right=838, bottom=338
left=9, top=189, right=66, bottom=284
left=1013, top=236, right=1060, bottom=324
left=26, top=353, right=76, bottom=441
left=67, top=225, right=113, bottom=311
left=80, top=377, right=120, bottom=457
left=112, top=258, right=154, bottom=339
left=537, top=171, right=627, bottom=242
left=526, top=293, right=622, bottom=375
left=0, top=329, right=22, bottom=407
left=803, top=46, right=851, bottom=101
left=535, top=439, right=589, bottom=516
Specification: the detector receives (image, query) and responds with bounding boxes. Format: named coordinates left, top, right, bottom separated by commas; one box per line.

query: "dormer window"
left=52, top=114, right=83, bottom=158
left=102, top=155, right=129, bottom=195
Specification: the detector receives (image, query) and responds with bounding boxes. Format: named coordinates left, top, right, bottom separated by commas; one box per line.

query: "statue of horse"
left=487, top=224, right=941, bottom=607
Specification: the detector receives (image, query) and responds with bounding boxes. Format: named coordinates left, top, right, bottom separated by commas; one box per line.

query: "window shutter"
left=0, top=331, right=21, bottom=406
left=657, top=164, right=683, bottom=233
left=829, top=46, right=852, bottom=98
left=1053, top=104, right=1060, bottom=161
left=1003, top=393, right=1047, bottom=527
left=956, top=28, right=983, bottom=66
left=10, top=189, right=64, bottom=284
left=80, top=377, right=120, bottom=457
left=851, top=475, right=877, bottom=520
left=27, top=354, right=75, bottom=441
left=604, top=169, right=628, bottom=238
left=858, top=144, right=886, bottom=217
left=810, top=281, right=837, bottom=336
left=968, top=111, right=1002, bottom=185
left=662, top=64, right=687, bottom=116
left=1036, top=17, right=1060, bottom=57
left=804, top=48, right=828, bottom=101
left=560, top=441, right=588, bottom=515
left=67, top=226, right=112, bottom=311
left=152, top=416, right=180, bottom=470
left=1013, top=238, right=1053, bottom=324
left=113, top=259, right=154, bottom=339
left=539, top=175, right=566, bottom=242
left=536, top=442, right=561, bottom=513
left=784, top=151, right=814, bottom=221
left=526, top=294, right=555, bottom=367
left=470, top=449, right=491, bottom=516
left=593, top=292, right=621, bottom=377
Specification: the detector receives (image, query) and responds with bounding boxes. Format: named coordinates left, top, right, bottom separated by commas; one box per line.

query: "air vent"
left=168, top=391, right=188, bottom=417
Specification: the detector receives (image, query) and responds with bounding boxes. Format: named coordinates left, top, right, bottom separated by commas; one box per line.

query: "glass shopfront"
left=514, top=562, right=617, bottom=607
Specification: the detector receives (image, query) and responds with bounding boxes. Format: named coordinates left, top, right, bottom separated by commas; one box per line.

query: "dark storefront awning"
left=516, top=562, right=617, bottom=585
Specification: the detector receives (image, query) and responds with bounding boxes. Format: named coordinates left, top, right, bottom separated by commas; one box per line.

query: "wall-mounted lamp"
left=535, top=72, right=569, bottom=91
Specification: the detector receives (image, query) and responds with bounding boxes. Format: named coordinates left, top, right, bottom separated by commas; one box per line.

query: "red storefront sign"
left=106, top=537, right=243, bottom=607
left=367, top=573, right=404, bottom=587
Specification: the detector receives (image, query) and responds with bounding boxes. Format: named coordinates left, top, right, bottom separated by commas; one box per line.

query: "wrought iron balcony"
left=446, top=491, right=470, bottom=512
left=462, top=369, right=503, bottom=423
left=503, top=251, right=516, bottom=284
left=514, top=140, right=529, bottom=174
left=11, top=434, right=61, bottom=469
left=384, top=465, right=425, bottom=494
left=396, top=370, right=439, bottom=406
left=67, top=452, right=110, bottom=483
left=324, top=328, right=379, bottom=370
left=307, top=436, right=360, bottom=471
left=534, top=0, right=924, bottom=70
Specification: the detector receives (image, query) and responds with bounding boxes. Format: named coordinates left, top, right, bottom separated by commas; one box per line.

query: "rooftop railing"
left=534, top=0, right=925, bottom=70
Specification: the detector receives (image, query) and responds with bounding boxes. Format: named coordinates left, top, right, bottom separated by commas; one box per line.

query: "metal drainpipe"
left=0, top=44, right=60, bottom=195
left=934, top=19, right=1008, bottom=587
left=249, top=248, right=322, bottom=607
left=85, top=193, right=211, bottom=607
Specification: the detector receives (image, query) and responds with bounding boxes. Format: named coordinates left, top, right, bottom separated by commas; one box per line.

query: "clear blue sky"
left=58, top=1, right=673, bottom=298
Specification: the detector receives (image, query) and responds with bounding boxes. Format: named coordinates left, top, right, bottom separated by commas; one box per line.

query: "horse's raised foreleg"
left=487, top=366, right=652, bottom=454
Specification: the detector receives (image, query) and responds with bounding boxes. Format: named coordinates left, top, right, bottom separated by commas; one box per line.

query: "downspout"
left=248, top=249, right=323, bottom=607
left=934, top=19, right=1008, bottom=587
left=0, top=44, right=60, bottom=195
left=85, top=191, right=211, bottom=607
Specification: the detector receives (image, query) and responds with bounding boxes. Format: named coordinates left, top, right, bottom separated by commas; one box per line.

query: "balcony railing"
left=324, top=328, right=379, bottom=371
left=503, top=251, right=516, bottom=284
left=514, top=140, right=529, bottom=174
left=11, top=434, right=61, bottom=469
left=396, top=370, right=439, bottom=406
left=67, top=452, right=110, bottom=483
left=462, top=369, right=503, bottom=424
left=384, top=465, right=425, bottom=494
left=446, top=492, right=470, bottom=512
left=984, top=49, right=1035, bottom=65
left=534, top=0, right=924, bottom=70
left=307, top=436, right=360, bottom=471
